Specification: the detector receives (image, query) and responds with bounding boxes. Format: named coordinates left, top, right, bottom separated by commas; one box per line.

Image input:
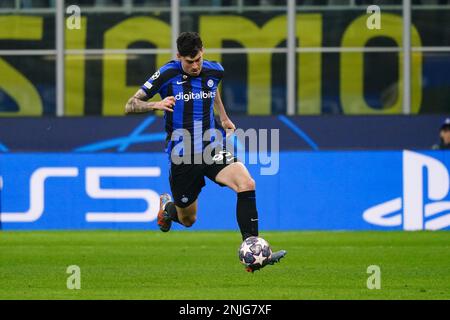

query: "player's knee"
left=237, top=177, right=255, bottom=192
left=180, top=215, right=196, bottom=228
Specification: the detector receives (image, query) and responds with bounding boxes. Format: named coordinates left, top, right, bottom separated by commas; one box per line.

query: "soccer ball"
left=238, top=236, right=272, bottom=269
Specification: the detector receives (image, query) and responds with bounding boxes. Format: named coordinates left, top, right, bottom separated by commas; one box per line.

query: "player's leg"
left=213, top=161, right=287, bottom=271
left=175, top=200, right=198, bottom=227
left=214, top=162, right=258, bottom=240
left=214, top=162, right=255, bottom=193
left=157, top=163, right=204, bottom=232
left=158, top=195, right=198, bottom=232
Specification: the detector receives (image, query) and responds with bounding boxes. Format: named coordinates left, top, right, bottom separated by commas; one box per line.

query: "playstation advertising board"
left=1, top=150, right=449, bottom=231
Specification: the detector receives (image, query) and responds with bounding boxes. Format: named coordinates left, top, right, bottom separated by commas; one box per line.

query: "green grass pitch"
left=0, top=230, right=449, bottom=300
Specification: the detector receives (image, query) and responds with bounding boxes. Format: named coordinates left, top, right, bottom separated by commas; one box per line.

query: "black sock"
left=237, top=190, right=259, bottom=241
left=165, top=202, right=180, bottom=224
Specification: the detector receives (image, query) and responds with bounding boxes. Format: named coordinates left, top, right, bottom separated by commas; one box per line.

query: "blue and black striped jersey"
left=141, top=59, right=226, bottom=156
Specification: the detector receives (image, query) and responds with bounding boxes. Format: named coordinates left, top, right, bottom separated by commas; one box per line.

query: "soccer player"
left=125, top=32, right=286, bottom=272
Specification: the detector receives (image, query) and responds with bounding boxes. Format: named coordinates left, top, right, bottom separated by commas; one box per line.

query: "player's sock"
left=237, top=190, right=259, bottom=241
left=165, top=202, right=181, bottom=224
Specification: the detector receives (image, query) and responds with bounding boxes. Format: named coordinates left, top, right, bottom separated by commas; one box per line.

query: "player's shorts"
left=169, top=149, right=238, bottom=208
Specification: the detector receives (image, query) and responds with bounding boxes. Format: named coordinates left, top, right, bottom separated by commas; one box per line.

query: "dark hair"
left=177, top=32, right=203, bottom=57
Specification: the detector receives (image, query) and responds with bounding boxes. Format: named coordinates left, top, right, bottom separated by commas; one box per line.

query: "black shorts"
left=169, top=150, right=238, bottom=208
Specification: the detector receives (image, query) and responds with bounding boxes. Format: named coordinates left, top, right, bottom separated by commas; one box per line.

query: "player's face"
left=178, top=50, right=203, bottom=76
left=441, top=129, right=450, bottom=144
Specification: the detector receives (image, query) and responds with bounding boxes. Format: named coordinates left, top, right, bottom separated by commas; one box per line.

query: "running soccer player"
left=125, top=32, right=286, bottom=272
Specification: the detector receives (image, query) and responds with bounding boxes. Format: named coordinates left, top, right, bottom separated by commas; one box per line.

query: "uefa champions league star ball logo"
left=150, top=71, right=160, bottom=81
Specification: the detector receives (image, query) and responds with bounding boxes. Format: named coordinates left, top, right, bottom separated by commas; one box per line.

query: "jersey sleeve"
left=202, top=61, right=225, bottom=82
left=141, top=64, right=179, bottom=99
left=215, top=62, right=225, bottom=73
left=215, top=62, right=224, bottom=80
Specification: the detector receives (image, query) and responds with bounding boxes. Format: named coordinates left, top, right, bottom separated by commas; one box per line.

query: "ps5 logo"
left=363, top=150, right=450, bottom=230
left=0, top=167, right=160, bottom=223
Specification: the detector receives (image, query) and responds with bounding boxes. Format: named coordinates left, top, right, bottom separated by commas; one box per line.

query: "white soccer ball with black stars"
left=238, top=236, right=272, bottom=269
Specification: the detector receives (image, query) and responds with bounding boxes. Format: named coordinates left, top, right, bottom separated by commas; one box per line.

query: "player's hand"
left=221, top=118, right=236, bottom=137
left=154, top=96, right=175, bottom=112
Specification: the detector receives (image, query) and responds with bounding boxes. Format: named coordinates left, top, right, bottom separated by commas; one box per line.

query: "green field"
left=0, top=231, right=449, bottom=300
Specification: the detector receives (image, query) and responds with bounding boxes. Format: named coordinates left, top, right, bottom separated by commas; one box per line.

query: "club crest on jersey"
left=207, top=79, right=214, bottom=88
left=150, top=70, right=160, bottom=81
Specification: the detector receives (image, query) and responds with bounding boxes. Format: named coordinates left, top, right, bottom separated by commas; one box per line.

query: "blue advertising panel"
left=0, top=115, right=447, bottom=152
left=1, top=150, right=450, bottom=231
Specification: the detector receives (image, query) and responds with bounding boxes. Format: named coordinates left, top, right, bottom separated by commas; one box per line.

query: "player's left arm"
left=214, top=87, right=236, bottom=136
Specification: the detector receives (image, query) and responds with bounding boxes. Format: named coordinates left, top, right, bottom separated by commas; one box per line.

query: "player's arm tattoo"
left=125, top=89, right=175, bottom=114
left=125, top=89, right=154, bottom=114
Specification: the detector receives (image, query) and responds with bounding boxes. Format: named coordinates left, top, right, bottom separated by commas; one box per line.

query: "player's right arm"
left=125, top=89, right=175, bottom=114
